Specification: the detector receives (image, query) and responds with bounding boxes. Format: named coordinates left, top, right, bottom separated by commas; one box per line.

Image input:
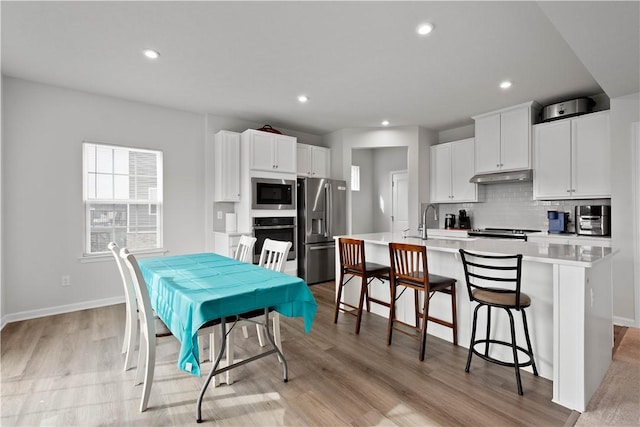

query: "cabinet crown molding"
left=472, top=100, right=541, bottom=120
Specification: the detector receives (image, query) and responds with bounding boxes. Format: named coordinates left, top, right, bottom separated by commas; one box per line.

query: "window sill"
left=79, top=248, right=169, bottom=263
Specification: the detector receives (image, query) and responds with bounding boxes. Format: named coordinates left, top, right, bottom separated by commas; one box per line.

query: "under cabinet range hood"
left=469, top=169, right=532, bottom=184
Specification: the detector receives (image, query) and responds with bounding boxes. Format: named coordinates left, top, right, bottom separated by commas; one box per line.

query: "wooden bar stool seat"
left=334, top=238, right=391, bottom=334
left=458, top=249, right=538, bottom=395
left=387, top=242, right=458, bottom=361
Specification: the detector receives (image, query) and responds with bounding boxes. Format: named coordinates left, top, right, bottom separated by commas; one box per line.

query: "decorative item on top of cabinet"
left=472, top=101, right=540, bottom=174
left=214, top=130, right=241, bottom=202
left=533, top=110, right=610, bottom=200
left=297, top=143, right=331, bottom=178
left=430, top=138, right=477, bottom=203
left=242, top=129, right=297, bottom=173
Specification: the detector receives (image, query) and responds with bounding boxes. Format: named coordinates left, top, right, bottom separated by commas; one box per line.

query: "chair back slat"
left=459, top=249, right=524, bottom=308
left=108, top=242, right=138, bottom=312
left=258, top=238, right=292, bottom=273
left=235, top=235, right=257, bottom=263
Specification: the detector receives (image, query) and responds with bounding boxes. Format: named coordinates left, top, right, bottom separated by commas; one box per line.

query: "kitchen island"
left=334, top=232, right=616, bottom=412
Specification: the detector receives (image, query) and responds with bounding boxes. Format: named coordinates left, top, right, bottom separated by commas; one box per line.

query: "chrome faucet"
left=420, top=204, right=438, bottom=239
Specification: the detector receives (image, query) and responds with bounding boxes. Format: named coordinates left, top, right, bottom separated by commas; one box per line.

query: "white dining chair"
left=235, top=235, right=257, bottom=341
left=108, top=242, right=138, bottom=372
left=119, top=248, right=217, bottom=412
left=255, top=238, right=292, bottom=354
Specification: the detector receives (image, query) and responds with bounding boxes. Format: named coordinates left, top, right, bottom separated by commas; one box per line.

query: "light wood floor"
left=2, top=281, right=574, bottom=426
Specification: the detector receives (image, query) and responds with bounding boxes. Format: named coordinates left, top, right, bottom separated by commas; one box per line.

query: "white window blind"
left=83, top=142, right=163, bottom=255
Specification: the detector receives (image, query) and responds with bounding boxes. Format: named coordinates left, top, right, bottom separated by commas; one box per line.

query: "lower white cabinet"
left=527, top=233, right=611, bottom=248
left=533, top=111, right=610, bottom=200
left=297, top=143, right=330, bottom=178
left=430, top=138, right=477, bottom=203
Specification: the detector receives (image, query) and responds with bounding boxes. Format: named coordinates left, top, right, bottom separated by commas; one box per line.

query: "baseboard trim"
left=1, top=296, right=125, bottom=330
left=613, top=315, right=638, bottom=328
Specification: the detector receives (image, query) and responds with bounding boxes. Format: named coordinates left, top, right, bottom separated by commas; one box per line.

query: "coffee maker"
left=458, top=210, right=471, bottom=229
left=547, top=211, right=569, bottom=234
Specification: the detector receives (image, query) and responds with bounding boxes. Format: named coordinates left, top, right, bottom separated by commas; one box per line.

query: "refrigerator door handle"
left=324, top=183, right=331, bottom=238
left=309, top=244, right=335, bottom=251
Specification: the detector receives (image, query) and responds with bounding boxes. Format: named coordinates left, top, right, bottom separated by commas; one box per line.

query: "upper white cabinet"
left=242, top=129, right=297, bottom=173
left=297, top=144, right=331, bottom=178
left=533, top=111, right=610, bottom=200
left=214, top=130, right=241, bottom=202
left=430, top=138, right=477, bottom=203
left=473, top=101, right=539, bottom=174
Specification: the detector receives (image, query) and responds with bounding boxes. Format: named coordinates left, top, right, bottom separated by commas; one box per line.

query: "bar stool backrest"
left=388, top=243, right=429, bottom=287
left=338, top=237, right=366, bottom=273
left=458, top=249, right=524, bottom=309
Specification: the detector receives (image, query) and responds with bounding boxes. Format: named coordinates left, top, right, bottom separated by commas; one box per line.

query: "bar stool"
left=387, top=243, right=458, bottom=361
left=458, top=249, right=538, bottom=395
left=334, top=237, right=391, bottom=334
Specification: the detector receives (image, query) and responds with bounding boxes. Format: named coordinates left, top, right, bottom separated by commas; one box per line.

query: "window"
left=83, top=142, right=163, bottom=255
left=351, top=165, right=360, bottom=191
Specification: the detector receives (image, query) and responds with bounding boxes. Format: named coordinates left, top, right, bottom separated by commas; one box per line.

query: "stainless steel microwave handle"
left=580, top=216, right=601, bottom=220
left=309, top=244, right=336, bottom=251
left=253, top=225, right=296, bottom=230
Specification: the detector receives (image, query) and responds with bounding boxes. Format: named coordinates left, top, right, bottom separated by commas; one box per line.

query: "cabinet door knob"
left=566, top=189, right=571, bottom=193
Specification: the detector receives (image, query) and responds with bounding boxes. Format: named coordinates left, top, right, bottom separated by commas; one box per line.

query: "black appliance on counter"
left=458, top=210, right=471, bottom=229
left=575, top=205, right=610, bottom=236
left=445, top=214, right=456, bottom=229
left=467, top=228, right=540, bottom=241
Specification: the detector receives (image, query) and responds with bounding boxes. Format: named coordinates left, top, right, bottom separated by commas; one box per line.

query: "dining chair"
left=459, top=249, right=538, bottom=395
left=235, top=235, right=258, bottom=340
left=255, top=238, right=292, bottom=353
left=108, top=242, right=138, bottom=372
left=119, top=248, right=218, bottom=412
left=387, top=242, right=458, bottom=361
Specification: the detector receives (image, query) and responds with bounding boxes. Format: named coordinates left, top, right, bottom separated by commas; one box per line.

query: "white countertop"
left=339, top=232, right=615, bottom=268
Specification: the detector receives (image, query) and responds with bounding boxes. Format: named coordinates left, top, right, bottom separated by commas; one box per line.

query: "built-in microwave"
left=251, top=177, right=296, bottom=210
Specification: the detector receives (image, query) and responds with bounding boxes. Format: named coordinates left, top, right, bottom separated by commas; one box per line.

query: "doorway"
left=391, top=170, right=409, bottom=233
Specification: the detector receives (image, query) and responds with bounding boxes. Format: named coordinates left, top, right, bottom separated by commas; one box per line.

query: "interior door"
left=391, top=171, right=409, bottom=233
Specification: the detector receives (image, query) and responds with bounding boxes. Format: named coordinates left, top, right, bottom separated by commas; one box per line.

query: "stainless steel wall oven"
left=252, top=216, right=296, bottom=263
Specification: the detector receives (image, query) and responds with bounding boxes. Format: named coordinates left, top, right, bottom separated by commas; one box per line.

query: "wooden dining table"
left=137, top=252, right=317, bottom=422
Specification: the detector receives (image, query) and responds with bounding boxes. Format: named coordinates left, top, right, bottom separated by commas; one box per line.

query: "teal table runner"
left=138, top=252, right=317, bottom=376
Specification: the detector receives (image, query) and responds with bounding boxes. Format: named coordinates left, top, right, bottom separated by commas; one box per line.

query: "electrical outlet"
left=217, top=211, right=223, bottom=220
left=61, top=275, right=71, bottom=287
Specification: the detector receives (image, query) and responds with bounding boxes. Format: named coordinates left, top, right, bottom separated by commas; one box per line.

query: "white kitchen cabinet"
left=473, top=101, right=539, bottom=174
left=533, top=111, right=610, bottom=200
left=297, top=143, right=331, bottom=178
left=430, top=138, right=477, bottom=203
left=243, top=129, right=297, bottom=173
left=214, top=130, right=241, bottom=202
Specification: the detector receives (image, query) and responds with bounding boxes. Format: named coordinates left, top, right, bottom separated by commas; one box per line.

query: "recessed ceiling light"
left=381, top=120, right=390, bottom=126
left=500, top=80, right=512, bottom=89
left=417, top=23, right=434, bottom=36
left=297, top=95, right=309, bottom=103
left=143, top=49, right=160, bottom=59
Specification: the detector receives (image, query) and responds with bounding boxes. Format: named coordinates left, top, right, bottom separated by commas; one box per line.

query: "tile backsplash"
left=435, top=182, right=610, bottom=233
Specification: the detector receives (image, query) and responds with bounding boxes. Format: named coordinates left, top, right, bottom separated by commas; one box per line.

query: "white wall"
left=351, top=149, right=374, bottom=234
left=610, top=92, right=640, bottom=326
left=2, top=77, right=206, bottom=322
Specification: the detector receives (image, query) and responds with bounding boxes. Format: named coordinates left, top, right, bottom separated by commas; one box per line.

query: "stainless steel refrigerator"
left=297, top=177, right=347, bottom=284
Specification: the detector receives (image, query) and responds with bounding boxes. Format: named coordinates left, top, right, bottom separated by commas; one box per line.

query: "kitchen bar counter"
left=335, top=232, right=616, bottom=412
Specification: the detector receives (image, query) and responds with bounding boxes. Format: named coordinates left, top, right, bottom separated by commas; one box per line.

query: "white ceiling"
left=2, top=1, right=638, bottom=136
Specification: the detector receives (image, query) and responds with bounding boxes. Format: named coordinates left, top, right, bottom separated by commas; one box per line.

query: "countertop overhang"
left=336, top=232, right=615, bottom=268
